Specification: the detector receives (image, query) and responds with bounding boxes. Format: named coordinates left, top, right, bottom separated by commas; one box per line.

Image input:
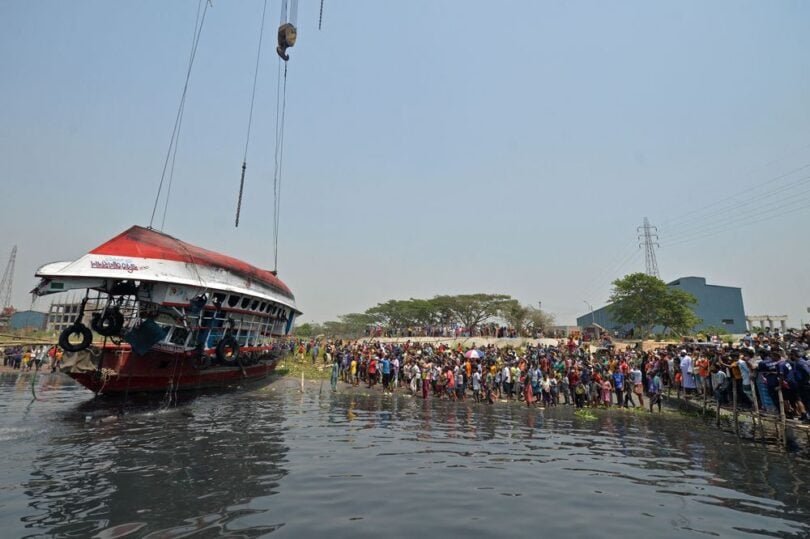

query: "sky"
left=1, top=0, right=809, bottom=327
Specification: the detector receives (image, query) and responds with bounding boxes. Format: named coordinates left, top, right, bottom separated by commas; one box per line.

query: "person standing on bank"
left=680, top=349, right=697, bottom=395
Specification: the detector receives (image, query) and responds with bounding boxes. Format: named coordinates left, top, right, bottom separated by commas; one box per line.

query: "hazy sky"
left=1, top=1, right=809, bottom=327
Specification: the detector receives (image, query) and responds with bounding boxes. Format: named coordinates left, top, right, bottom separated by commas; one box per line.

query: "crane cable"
left=318, top=0, right=325, bottom=30
left=236, top=0, right=270, bottom=227
left=149, top=0, right=211, bottom=230
left=272, top=59, right=289, bottom=273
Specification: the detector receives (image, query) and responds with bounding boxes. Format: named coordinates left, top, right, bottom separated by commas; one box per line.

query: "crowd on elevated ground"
left=365, top=324, right=543, bottom=339
left=287, top=324, right=810, bottom=417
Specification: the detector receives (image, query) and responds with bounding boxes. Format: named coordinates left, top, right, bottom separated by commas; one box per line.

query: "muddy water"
left=0, top=372, right=808, bottom=538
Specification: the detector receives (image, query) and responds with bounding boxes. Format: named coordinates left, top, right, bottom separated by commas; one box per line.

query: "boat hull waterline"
left=62, top=347, right=282, bottom=394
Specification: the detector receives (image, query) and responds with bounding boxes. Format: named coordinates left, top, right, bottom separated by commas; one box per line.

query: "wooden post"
left=750, top=375, right=764, bottom=443
left=732, top=381, right=739, bottom=437
left=667, top=366, right=672, bottom=399
left=702, top=378, right=708, bottom=417
left=716, top=385, right=722, bottom=427
left=777, top=385, right=787, bottom=451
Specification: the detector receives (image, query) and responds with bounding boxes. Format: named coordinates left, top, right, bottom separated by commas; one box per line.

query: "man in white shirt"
left=502, top=365, right=512, bottom=399
left=680, top=349, right=696, bottom=394
left=472, top=370, right=482, bottom=402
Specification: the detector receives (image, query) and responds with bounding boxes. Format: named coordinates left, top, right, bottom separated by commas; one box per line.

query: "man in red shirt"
left=367, top=357, right=377, bottom=388
left=445, top=368, right=456, bottom=400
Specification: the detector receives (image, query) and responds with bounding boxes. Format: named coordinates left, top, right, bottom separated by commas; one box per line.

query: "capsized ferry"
left=33, top=225, right=299, bottom=395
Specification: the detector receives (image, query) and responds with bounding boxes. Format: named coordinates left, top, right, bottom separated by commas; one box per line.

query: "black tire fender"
left=91, top=308, right=124, bottom=337
left=59, top=323, right=93, bottom=353
left=216, top=335, right=240, bottom=365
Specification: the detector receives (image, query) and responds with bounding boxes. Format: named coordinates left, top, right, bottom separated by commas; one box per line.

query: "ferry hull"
left=63, top=347, right=281, bottom=395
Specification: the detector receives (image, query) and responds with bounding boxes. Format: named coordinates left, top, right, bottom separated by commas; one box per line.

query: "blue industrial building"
left=9, top=310, right=48, bottom=331
left=577, top=276, right=746, bottom=335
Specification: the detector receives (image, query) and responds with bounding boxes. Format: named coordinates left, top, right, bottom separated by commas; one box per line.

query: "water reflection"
left=2, top=374, right=809, bottom=538
left=10, top=377, right=289, bottom=538
left=316, top=391, right=810, bottom=538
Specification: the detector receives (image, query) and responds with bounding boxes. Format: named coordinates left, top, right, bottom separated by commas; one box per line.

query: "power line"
left=661, top=192, right=810, bottom=248
left=582, top=246, right=643, bottom=305
left=662, top=185, right=810, bottom=245
left=661, top=173, right=810, bottom=242
left=579, top=238, right=636, bottom=296
left=658, top=157, right=810, bottom=229
left=580, top=147, right=810, bottom=309
left=579, top=238, right=637, bottom=300
left=588, top=250, right=643, bottom=305
left=149, top=0, right=210, bottom=230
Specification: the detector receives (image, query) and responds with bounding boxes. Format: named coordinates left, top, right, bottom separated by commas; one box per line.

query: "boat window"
left=213, top=292, right=226, bottom=304
left=169, top=326, right=190, bottom=346
left=228, top=295, right=240, bottom=308
left=251, top=299, right=259, bottom=310
left=241, top=297, right=251, bottom=309
left=259, top=302, right=267, bottom=312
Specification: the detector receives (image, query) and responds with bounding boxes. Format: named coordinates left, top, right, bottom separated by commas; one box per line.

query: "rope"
left=149, top=0, right=210, bottom=229
left=236, top=0, right=269, bottom=228
left=30, top=363, right=38, bottom=401
left=318, top=0, right=324, bottom=30
left=236, top=163, right=247, bottom=227
left=272, top=61, right=289, bottom=272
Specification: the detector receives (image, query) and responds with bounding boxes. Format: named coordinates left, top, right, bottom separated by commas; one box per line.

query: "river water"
left=1, top=372, right=808, bottom=538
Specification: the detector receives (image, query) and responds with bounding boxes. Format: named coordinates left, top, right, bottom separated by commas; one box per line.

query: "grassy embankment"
left=274, top=350, right=331, bottom=381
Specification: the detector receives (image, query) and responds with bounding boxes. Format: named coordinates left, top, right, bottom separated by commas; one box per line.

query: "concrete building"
left=577, top=276, right=747, bottom=335
left=47, top=301, right=98, bottom=333
left=745, top=315, right=788, bottom=332
left=9, top=310, right=48, bottom=330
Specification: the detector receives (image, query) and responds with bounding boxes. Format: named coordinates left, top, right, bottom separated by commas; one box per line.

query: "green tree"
left=311, top=313, right=376, bottom=339
left=608, top=273, right=698, bottom=338
left=366, top=299, right=426, bottom=330
left=429, top=295, right=458, bottom=328
left=499, top=301, right=556, bottom=336
left=293, top=322, right=320, bottom=337
left=436, top=293, right=513, bottom=332
left=658, top=288, right=700, bottom=336
left=525, top=306, right=555, bottom=336
left=500, top=300, right=530, bottom=335
left=500, top=301, right=555, bottom=336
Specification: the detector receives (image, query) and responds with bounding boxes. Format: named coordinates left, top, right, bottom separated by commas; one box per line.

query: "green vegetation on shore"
left=274, top=353, right=331, bottom=381
left=294, top=294, right=555, bottom=339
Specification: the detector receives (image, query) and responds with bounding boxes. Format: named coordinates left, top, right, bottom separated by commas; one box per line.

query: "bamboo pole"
left=732, top=381, right=739, bottom=437
left=750, top=375, right=764, bottom=443
left=716, top=386, right=722, bottom=427
left=701, top=378, right=709, bottom=417
left=777, top=385, right=787, bottom=451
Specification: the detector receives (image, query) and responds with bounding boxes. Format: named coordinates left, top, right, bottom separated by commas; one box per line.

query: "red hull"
left=65, top=347, right=280, bottom=395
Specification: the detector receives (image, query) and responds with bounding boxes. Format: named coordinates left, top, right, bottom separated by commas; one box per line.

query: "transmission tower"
left=0, top=246, right=17, bottom=310
left=637, top=218, right=660, bottom=278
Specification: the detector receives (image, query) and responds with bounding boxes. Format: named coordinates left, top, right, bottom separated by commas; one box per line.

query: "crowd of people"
left=365, top=324, right=539, bottom=339
left=288, top=324, right=810, bottom=418
left=1, top=345, right=63, bottom=372
left=5, top=325, right=810, bottom=422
